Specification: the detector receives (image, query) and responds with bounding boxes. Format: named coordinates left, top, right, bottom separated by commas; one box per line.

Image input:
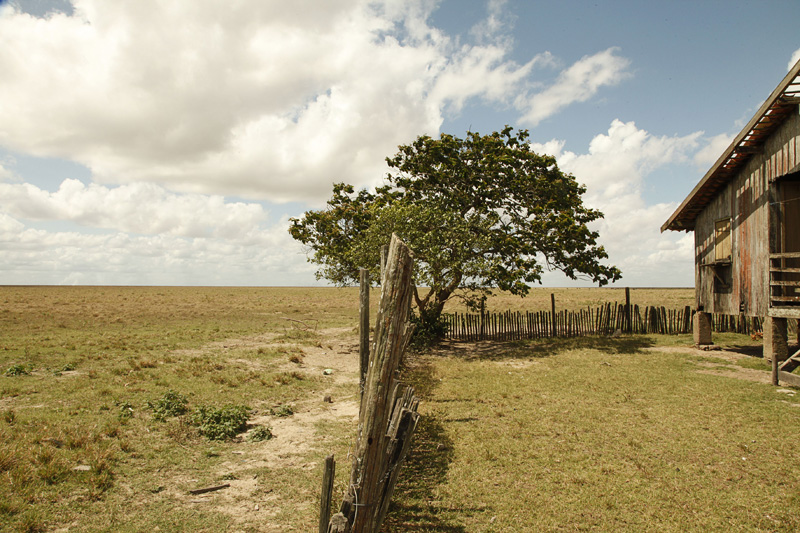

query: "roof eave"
left=662, top=59, right=800, bottom=233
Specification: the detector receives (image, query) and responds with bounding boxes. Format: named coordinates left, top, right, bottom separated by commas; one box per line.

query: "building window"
left=714, top=218, right=731, bottom=262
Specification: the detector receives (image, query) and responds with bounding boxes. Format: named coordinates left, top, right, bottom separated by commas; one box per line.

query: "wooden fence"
left=444, top=304, right=764, bottom=342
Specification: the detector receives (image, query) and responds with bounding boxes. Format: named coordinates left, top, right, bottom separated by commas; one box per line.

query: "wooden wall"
left=694, top=110, right=800, bottom=317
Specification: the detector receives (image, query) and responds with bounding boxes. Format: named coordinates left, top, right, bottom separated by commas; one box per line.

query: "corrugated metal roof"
left=661, top=59, right=800, bottom=233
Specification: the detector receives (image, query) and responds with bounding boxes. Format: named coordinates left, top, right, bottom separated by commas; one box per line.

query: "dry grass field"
left=2, top=285, right=798, bottom=532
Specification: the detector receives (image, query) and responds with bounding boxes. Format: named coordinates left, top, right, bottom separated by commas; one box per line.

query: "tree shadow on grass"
left=382, top=415, right=469, bottom=532
left=426, top=335, right=656, bottom=362
left=383, top=361, right=479, bottom=532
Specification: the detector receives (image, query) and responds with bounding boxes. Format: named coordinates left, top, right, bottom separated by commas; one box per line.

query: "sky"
left=1, top=0, right=799, bottom=288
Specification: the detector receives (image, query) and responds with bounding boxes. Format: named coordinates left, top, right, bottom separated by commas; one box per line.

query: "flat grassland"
left=2, top=286, right=798, bottom=532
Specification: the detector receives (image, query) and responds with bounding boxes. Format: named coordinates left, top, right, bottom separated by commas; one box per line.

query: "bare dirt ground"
left=177, top=327, right=362, bottom=531
left=645, top=344, right=776, bottom=384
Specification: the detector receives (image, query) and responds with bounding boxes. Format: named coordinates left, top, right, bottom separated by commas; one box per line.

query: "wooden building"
left=662, top=59, right=800, bottom=369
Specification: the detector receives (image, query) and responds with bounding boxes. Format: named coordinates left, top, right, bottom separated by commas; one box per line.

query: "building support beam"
left=764, top=316, right=789, bottom=363
left=693, top=311, right=713, bottom=345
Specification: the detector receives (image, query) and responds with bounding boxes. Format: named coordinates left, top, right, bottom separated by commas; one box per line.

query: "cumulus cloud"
left=692, top=132, right=733, bottom=170
left=790, top=48, right=800, bottom=71
left=530, top=120, right=701, bottom=285
left=0, top=1, right=637, bottom=204
left=0, top=209, right=313, bottom=286
left=0, top=177, right=317, bottom=285
left=0, top=1, right=655, bottom=286
left=518, top=48, right=631, bottom=126
left=0, top=160, right=18, bottom=182
left=0, top=0, right=559, bottom=203
left=0, top=179, right=270, bottom=240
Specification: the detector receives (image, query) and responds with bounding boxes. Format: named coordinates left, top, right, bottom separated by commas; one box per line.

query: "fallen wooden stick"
left=279, top=317, right=319, bottom=330
left=188, top=483, right=230, bottom=495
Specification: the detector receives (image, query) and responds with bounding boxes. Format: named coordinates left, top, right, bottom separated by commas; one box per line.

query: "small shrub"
left=147, top=390, right=189, bottom=421
left=248, top=426, right=273, bottom=442
left=275, top=371, right=304, bottom=385
left=5, top=364, right=30, bottom=377
left=409, top=310, right=448, bottom=349
left=189, top=405, right=250, bottom=441
left=270, top=404, right=294, bottom=417
left=17, top=510, right=46, bottom=533
left=0, top=497, right=21, bottom=517
left=116, top=401, right=134, bottom=420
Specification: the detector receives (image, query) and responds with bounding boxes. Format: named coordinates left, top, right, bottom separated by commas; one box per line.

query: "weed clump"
left=270, top=404, right=294, bottom=417
left=189, top=405, right=250, bottom=441
left=5, top=364, right=31, bottom=377
left=247, top=426, right=273, bottom=442
left=147, top=390, right=189, bottom=421
left=116, top=401, right=134, bottom=420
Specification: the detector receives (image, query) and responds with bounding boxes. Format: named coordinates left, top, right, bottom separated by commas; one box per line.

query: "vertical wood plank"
left=359, top=269, right=370, bottom=402
left=319, top=455, right=336, bottom=533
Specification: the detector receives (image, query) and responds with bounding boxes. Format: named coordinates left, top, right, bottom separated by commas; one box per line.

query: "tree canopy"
left=289, top=126, right=621, bottom=335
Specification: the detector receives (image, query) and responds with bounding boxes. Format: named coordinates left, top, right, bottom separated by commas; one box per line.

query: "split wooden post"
left=624, top=287, right=631, bottom=334
left=380, top=245, right=389, bottom=283
left=338, top=234, right=419, bottom=533
left=359, top=268, right=370, bottom=401
left=772, top=352, right=780, bottom=386
left=319, top=455, right=336, bottom=533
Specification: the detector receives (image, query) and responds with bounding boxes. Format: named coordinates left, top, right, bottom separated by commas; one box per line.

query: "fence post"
left=625, top=287, right=631, bottom=333
left=359, top=269, right=370, bottom=403
left=380, top=244, right=388, bottom=282
left=319, top=455, right=336, bottom=533
left=338, top=234, right=419, bottom=533
left=550, top=293, right=556, bottom=337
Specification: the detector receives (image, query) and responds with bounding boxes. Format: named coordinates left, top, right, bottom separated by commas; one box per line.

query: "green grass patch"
left=0, top=286, right=361, bottom=532
left=386, top=335, right=800, bottom=532
left=4, top=286, right=792, bottom=532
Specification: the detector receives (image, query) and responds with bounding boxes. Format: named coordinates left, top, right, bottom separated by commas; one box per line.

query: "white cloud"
left=0, top=160, right=18, bottom=182
left=518, top=48, right=631, bottom=126
left=0, top=209, right=314, bottom=286
left=530, top=120, right=701, bottom=286
left=0, top=1, right=637, bottom=205
left=0, top=1, right=649, bottom=286
left=0, top=179, right=269, bottom=240
left=0, top=0, right=559, bottom=204
left=532, top=119, right=701, bottom=208
left=789, top=48, right=800, bottom=71
left=693, top=132, right=732, bottom=170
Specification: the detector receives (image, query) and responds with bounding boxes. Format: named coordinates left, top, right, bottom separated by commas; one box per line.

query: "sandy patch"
left=645, top=345, right=773, bottom=385
left=173, top=327, right=361, bottom=529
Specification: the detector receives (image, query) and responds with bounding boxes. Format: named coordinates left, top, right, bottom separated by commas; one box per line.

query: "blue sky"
left=1, top=0, right=799, bottom=287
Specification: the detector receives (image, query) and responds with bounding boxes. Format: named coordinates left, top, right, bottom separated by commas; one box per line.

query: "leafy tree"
left=289, top=126, right=621, bottom=337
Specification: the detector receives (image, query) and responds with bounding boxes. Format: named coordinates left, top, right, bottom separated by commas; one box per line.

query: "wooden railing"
left=769, top=252, right=800, bottom=308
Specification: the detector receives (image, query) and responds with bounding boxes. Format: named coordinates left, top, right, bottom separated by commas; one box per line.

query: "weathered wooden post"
left=359, top=268, right=370, bottom=401
left=319, top=455, right=336, bottom=533
left=550, top=293, right=556, bottom=338
left=624, top=287, right=631, bottom=334
left=772, top=352, right=780, bottom=386
left=328, top=234, right=419, bottom=533
left=380, top=244, right=388, bottom=282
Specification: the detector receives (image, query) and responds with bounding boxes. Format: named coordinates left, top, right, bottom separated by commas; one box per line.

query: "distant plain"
left=2, top=286, right=797, bottom=532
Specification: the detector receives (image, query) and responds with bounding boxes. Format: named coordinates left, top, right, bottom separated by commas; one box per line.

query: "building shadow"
left=425, top=334, right=656, bottom=361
